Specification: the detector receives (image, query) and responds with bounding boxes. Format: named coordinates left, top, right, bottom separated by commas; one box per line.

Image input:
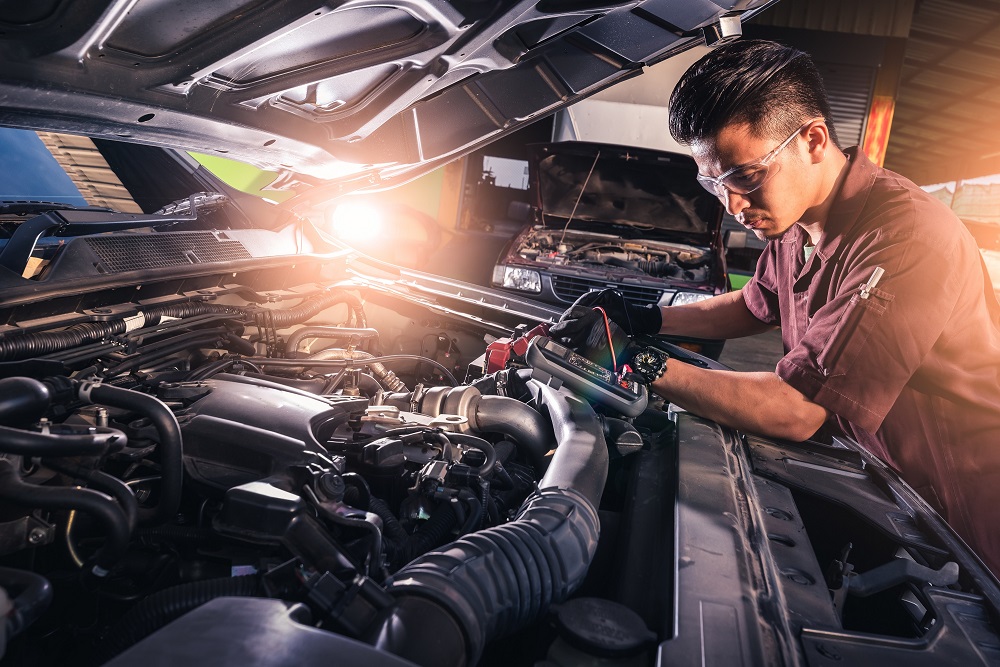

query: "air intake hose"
left=372, top=383, right=606, bottom=667
left=380, top=385, right=554, bottom=474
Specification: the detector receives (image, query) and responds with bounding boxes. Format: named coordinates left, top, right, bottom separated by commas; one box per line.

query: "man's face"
left=691, top=121, right=815, bottom=241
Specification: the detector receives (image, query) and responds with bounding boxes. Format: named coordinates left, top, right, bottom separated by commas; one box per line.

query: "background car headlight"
left=494, top=266, right=542, bottom=293
left=671, top=291, right=713, bottom=306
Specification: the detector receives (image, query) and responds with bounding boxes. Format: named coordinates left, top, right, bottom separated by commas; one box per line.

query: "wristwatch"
left=629, top=347, right=669, bottom=385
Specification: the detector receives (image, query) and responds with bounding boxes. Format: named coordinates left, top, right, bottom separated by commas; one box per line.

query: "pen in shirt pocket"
left=859, top=266, right=884, bottom=299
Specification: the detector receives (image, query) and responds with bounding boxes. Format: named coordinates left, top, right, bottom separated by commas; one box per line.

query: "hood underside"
left=530, top=141, right=725, bottom=240
left=0, top=0, right=775, bottom=188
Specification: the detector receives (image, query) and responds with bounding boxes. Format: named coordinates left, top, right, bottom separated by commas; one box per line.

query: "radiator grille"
left=551, top=275, right=663, bottom=306
left=86, top=233, right=252, bottom=273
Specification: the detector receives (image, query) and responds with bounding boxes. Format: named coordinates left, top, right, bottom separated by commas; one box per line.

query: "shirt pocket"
left=816, top=287, right=893, bottom=378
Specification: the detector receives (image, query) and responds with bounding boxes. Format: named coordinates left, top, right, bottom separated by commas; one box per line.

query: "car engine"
left=514, top=227, right=712, bottom=282
left=0, top=278, right=665, bottom=666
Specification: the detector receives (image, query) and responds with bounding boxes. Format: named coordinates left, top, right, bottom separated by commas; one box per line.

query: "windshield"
left=3, top=128, right=88, bottom=206
left=537, top=151, right=720, bottom=234
left=1, top=128, right=144, bottom=212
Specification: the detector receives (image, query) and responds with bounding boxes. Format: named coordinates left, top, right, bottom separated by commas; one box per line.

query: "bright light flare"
left=328, top=201, right=383, bottom=244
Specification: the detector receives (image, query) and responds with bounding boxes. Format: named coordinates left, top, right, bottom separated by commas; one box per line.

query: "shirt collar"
left=813, top=147, right=878, bottom=262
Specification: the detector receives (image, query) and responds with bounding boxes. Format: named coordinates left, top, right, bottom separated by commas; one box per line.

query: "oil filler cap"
left=551, top=597, right=656, bottom=658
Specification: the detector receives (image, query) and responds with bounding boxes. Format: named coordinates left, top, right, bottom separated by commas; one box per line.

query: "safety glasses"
left=695, top=118, right=824, bottom=198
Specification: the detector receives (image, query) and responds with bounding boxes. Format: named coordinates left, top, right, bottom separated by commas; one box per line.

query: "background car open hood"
left=530, top=141, right=725, bottom=243
left=0, top=0, right=776, bottom=191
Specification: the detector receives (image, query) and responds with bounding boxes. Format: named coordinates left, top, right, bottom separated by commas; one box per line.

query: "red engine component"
left=485, top=323, right=550, bottom=374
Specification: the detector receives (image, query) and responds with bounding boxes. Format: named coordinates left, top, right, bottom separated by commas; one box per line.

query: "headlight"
left=495, top=266, right=542, bottom=293
left=671, top=291, right=713, bottom=306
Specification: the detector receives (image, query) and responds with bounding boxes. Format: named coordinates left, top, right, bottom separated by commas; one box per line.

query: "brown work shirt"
left=743, top=148, right=1000, bottom=574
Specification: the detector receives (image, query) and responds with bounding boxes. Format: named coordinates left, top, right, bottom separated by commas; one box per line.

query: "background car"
left=492, top=141, right=728, bottom=358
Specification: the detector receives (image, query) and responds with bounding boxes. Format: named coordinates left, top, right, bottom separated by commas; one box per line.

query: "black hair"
left=668, top=39, right=839, bottom=148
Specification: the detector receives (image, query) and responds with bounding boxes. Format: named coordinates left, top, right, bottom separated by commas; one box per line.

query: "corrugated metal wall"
left=751, top=0, right=914, bottom=38
left=813, top=62, right=876, bottom=148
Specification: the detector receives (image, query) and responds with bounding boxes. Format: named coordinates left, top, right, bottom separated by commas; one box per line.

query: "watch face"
left=632, top=349, right=665, bottom=381
left=635, top=351, right=656, bottom=371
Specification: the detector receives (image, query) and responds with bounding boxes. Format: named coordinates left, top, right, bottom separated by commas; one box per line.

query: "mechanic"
left=549, top=39, right=1000, bottom=575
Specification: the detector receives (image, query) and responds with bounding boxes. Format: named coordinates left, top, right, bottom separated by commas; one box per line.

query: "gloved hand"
left=547, top=289, right=661, bottom=370
left=548, top=289, right=662, bottom=339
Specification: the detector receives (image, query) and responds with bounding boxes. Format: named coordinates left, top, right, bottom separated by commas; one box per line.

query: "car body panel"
left=0, top=0, right=778, bottom=189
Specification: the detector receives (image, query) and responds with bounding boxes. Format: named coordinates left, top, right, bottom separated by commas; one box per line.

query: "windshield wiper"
left=0, top=201, right=117, bottom=216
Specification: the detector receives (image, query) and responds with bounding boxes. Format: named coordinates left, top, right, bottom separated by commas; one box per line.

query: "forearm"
left=650, top=360, right=828, bottom=441
left=657, top=289, right=775, bottom=339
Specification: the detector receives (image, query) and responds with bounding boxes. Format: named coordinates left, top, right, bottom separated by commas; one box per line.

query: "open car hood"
left=0, top=0, right=773, bottom=190
left=529, top=141, right=725, bottom=244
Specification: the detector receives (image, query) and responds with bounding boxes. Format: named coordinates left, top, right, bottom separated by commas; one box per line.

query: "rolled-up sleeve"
left=741, top=243, right=781, bottom=325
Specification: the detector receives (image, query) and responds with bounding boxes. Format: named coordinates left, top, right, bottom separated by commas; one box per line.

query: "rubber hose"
left=99, top=575, right=261, bottom=661
left=263, top=291, right=364, bottom=329
left=471, top=395, right=553, bottom=475
left=445, top=433, right=497, bottom=478
left=367, top=497, right=408, bottom=543
left=0, top=378, right=52, bottom=426
left=224, top=333, right=256, bottom=356
left=342, top=473, right=371, bottom=511
left=43, top=461, right=139, bottom=531
left=0, top=567, right=53, bottom=639
left=0, top=425, right=126, bottom=457
left=81, top=383, right=182, bottom=525
left=0, top=460, right=130, bottom=577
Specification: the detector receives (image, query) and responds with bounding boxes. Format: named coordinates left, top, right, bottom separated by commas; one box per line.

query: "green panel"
left=188, top=152, right=293, bottom=202
left=729, top=273, right=752, bottom=290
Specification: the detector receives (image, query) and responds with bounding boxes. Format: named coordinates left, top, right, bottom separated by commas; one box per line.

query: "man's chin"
left=757, top=223, right=796, bottom=241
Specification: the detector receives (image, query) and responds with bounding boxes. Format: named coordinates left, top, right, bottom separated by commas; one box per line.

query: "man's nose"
left=723, top=188, right=751, bottom=217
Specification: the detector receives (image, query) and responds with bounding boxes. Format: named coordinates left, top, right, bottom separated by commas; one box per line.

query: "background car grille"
left=86, top=232, right=253, bottom=273
left=551, top=275, right=662, bottom=305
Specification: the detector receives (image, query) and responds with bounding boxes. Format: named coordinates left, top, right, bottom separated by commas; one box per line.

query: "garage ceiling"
left=886, top=0, right=1000, bottom=184
left=753, top=0, right=1000, bottom=185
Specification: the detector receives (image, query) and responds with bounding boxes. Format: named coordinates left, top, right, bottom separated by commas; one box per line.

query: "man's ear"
left=806, top=121, right=831, bottom=164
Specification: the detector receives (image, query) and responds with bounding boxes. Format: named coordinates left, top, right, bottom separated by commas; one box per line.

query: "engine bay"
left=513, top=227, right=712, bottom=283
left=0, top=258, right=998, bottom=667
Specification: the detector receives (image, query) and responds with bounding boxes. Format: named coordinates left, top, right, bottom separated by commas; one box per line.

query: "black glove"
left=549, top=289, right=661, bottom=339
left=548, top=290, right=660, bottom=370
